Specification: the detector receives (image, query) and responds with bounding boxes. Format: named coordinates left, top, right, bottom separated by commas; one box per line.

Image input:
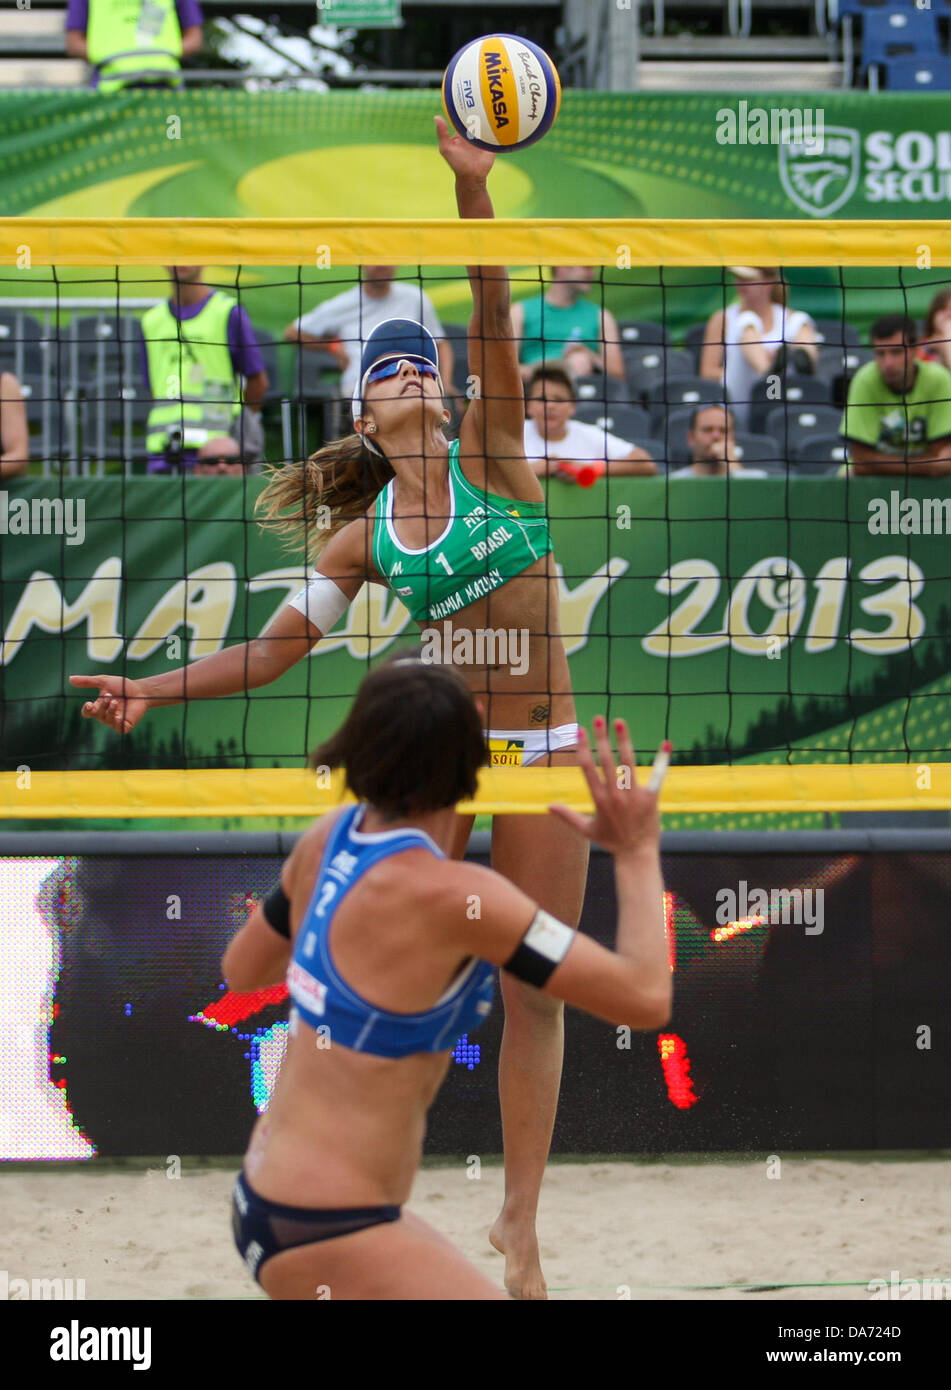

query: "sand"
left=3, top=1155, right=950, bottom=1301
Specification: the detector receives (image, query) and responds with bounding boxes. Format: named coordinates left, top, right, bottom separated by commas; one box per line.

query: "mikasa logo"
left=483, top=51, right=510, bottom=128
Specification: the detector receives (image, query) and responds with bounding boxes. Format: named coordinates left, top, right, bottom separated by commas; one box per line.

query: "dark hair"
left=688, top=401, right=734, bottom=431
left=871, top=314, right=918, bottom=346
left=309, top=656, right=488, bottom=818
left=924, top=290, right=951, bottom=341
left=526, top=363, right=576, bottom=401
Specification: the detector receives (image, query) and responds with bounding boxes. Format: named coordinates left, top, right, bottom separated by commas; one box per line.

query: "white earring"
left=365, top=423, right=377, bottom=434
left=442, top=411, right=451, bottom=423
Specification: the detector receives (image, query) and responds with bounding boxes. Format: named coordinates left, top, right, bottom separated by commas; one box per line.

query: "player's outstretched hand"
left=549, top=717, right=663, bottom=858
left=434, top=114, right=495, bottom=182
left=69, top=674, right=148, bottom=734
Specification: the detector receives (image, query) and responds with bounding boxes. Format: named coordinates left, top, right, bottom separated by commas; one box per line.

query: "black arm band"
left=261, top=883, right=291, bottom=939
left=503, top=909, right=574, bottom=988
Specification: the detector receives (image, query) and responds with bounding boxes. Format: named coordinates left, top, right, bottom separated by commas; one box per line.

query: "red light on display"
left=190, top=983, right=288, bottom=1029
left=658, top=1033, right=699, bottom=1109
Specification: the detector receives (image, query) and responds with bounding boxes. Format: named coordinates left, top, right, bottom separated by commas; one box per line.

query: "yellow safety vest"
left=143, top=293, right=241, bottom=454
left=87, top=0, right=183, bottom=93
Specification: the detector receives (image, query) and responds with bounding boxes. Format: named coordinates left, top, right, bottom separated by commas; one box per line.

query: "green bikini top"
left=371, top=439, right=552, bottom=624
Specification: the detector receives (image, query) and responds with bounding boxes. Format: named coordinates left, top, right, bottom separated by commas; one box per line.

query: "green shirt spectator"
left=841, top=313, right=951, bottom=477
left=509, top=267, right=625, bottom=383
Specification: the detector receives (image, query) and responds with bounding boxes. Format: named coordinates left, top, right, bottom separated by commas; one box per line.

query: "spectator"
left=919, top=290, right=951, bottom=372
left=699, top=266, right=818, bottom=429
left=138, top=266, right=268, bottom=474
left=668, top=404, right=767, bottom=478
left=842, top=313, right=951, bottom=477
left=65, top=0, right=203, bottom=92
left=283, top=268, right=454, bottom=406
left=510, top=267, right=625, bottom=383
left=1, top=370, right=29, bottom=478
left=523, top=363, right=656, bottom=481
left=193, top=437, right=248, bottom=477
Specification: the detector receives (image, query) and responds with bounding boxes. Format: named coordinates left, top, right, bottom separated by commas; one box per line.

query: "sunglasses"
left=364, top=356, right=439, bottom=385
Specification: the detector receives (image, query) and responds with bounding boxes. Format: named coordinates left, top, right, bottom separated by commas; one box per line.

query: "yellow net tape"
left=0, top=217, right=947, bottom=267
left=2, top=764, right=950, bottom=819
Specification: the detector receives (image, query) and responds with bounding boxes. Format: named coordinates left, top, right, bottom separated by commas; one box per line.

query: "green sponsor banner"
left=0, top=90, right=946, bottom=222
left=0, top=91, right=949, bottom=339
left=319, top=0, right=402, bottom=26
left=3, top=477, right=950, bottom=788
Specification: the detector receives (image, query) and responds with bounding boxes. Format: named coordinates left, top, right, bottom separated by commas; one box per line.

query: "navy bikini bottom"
left=232, top=1170, right=401, bottom=1284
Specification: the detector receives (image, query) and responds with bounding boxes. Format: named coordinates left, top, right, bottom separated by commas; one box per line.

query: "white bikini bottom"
left=484, top=723, right=580, bottom=768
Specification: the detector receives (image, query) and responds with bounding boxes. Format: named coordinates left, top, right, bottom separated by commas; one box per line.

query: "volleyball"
left=442, top=34, right=561, bottom=152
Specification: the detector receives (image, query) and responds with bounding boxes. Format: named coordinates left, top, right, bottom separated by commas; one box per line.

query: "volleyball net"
left=2, top=217, right=951, bottom=820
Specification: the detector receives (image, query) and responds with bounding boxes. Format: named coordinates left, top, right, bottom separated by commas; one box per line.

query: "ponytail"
left=255, top=433, right=394, bottom=561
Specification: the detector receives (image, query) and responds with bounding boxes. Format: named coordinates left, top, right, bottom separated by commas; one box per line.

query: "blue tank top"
left=287, top=804, right=496, bottom=1057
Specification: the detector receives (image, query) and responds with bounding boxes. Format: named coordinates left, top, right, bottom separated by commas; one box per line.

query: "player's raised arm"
left=434, top=115, right=525, bottom=467
left=69, top=522, right=368, bottom=735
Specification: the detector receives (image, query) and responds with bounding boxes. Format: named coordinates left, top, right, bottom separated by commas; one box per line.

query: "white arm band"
left=287, top=570, right=350, bottom=633
left=503, top=909, right=575, bottom=988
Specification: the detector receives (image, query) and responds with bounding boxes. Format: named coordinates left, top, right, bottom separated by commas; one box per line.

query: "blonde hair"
left=255, top=432, right=394, bottom=562
left=736, top=267, right=787, bottom=306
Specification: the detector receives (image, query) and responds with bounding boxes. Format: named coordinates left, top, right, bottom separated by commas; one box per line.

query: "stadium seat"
left=860, top=9, right=938, bottom=90
left=817, top=346, right=875, bottom=408
left=572, top=373, right=627, bottom=404
left=765, top=403, right=843, bottom=453
left=88, top=379, right=153, bottom=463
left=289, top=346, right=341, bottom=401
left=748, top=373, right=832, bottom=434
left=574, top=401, right=653, bottom=439
left=816, top=345, right=873, bottom=379
left=885, top=57, right=951, bottom=90
left=19, top=370, right=78, bottom=472
left=0, top=310, right=47, bottom=378
left=812, top=320, right=861, bottom=349
left=733, top=432, right=784, bottom=471
left=617, top=319, right=667, bottom=345
left=793, top=434, right=850, bottom=473
left=623, top=345, right=694, bottom=401
left=647, top=376, right=727, bottom=433
left=682, top=322, right=708, bottom=372
left=252, top=331, right=285, bottom=402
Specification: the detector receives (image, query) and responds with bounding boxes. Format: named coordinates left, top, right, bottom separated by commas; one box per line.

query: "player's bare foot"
left=489, top=1210, right=547, bottom=1300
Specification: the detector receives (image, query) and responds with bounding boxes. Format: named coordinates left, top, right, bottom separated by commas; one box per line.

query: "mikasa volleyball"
left=442, top=35, right=561, bottom=152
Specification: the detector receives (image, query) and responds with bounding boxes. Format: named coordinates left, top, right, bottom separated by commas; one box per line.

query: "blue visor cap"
left=351, top=318, right=440, bottom=419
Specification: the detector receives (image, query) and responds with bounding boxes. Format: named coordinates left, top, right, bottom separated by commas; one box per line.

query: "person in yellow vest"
left=65, top=0, right=203, bottom=92
left=137, top=267, right=269, bottom=474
